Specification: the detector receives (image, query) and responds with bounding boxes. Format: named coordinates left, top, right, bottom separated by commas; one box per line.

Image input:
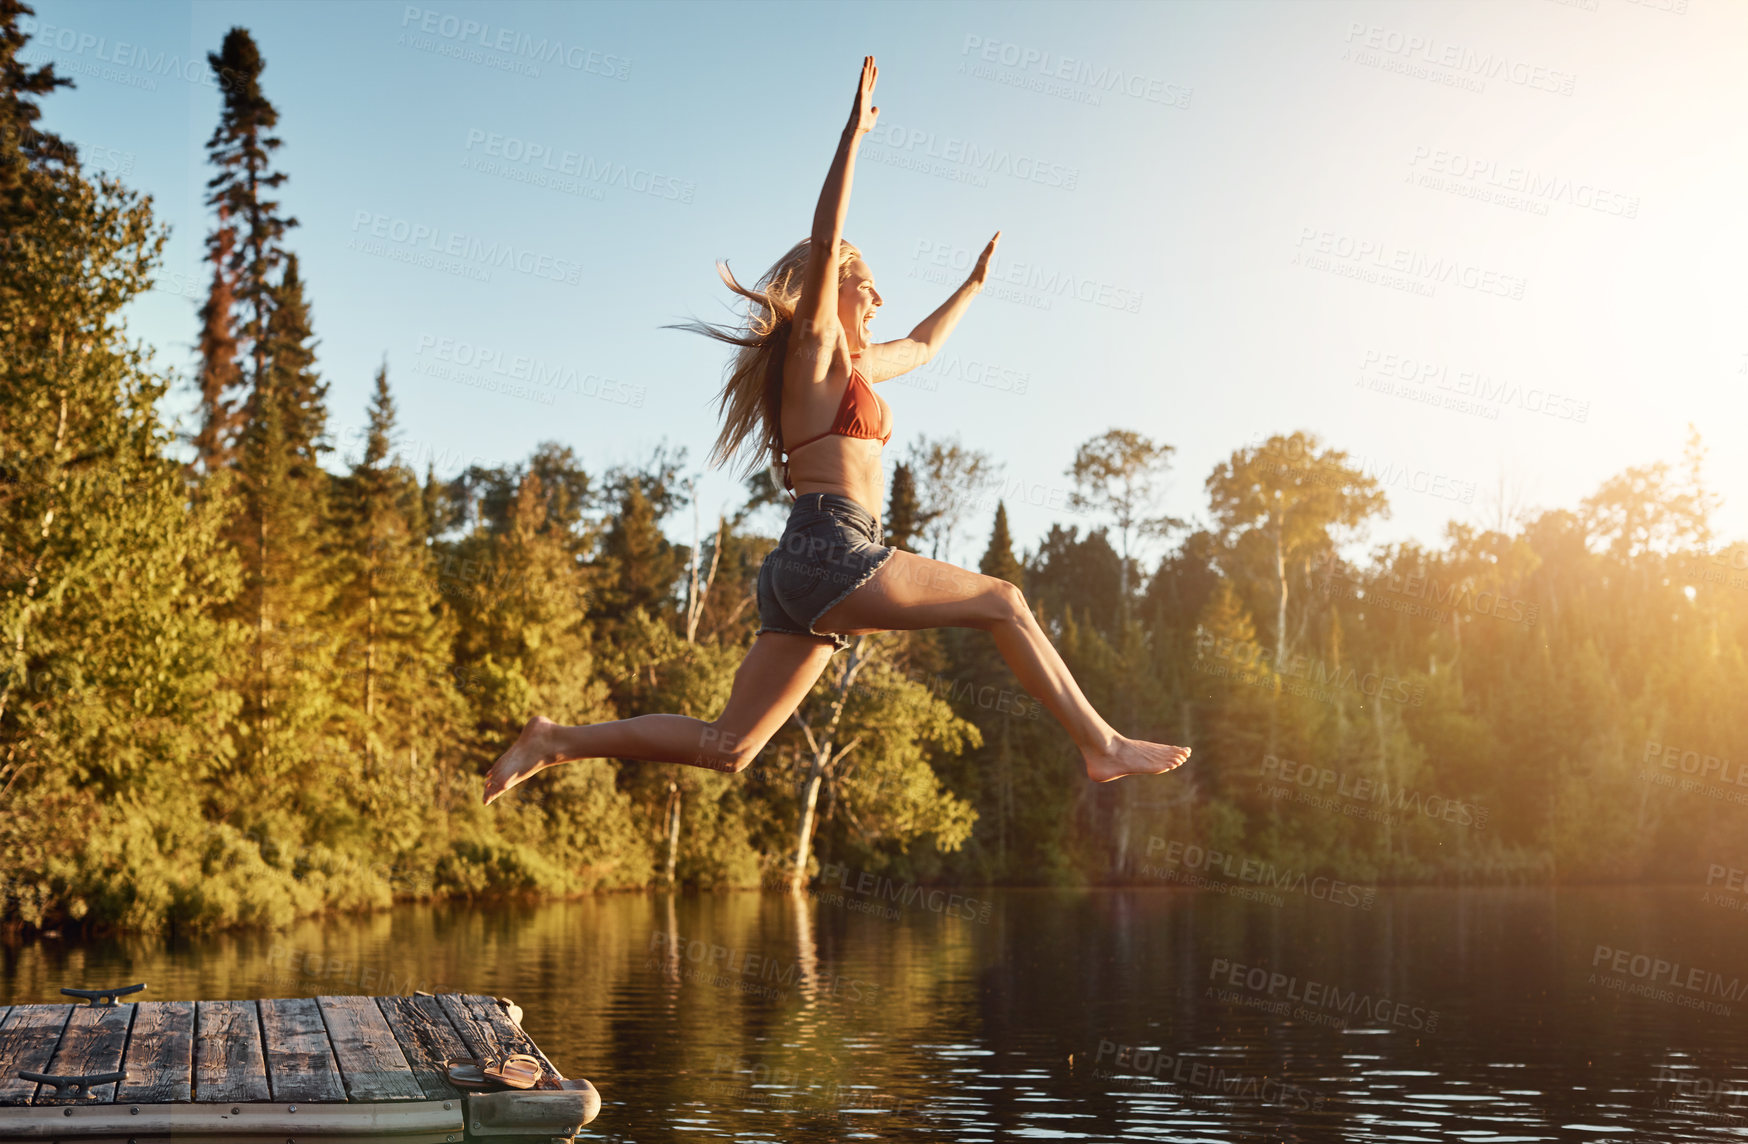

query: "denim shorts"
left=756, top=492, right=895, bottom=653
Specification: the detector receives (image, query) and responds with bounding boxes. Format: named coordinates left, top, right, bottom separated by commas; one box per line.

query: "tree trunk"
left=1374, top=699, right=1392, bottom=864
left=788, top=637, right=872, bottom=889
left=248, top=162, right=267, bottom=392
left=664, top=780, right=681, bottom=886
left=997, top=718, right=1012, bottom=870
left=684, top=487, right=701, bottom=640
left=793, top=755, right=827, bottom=892
left=685, top=513, right=724, bottom=643
left=1273, top=517, right=1288, bottom=671
left=1118, top=526, right=1131, bottom=627
left=1114, top=799, right=1130, bottom=877
left=256, top=483, right=268, bottom=771
left=364, top=556, right=377, bottom=770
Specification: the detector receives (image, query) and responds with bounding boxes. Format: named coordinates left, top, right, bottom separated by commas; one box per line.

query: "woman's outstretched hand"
left=968, top=231, right=1001, bottom=291
left=848, top=55, right=879, bottom=136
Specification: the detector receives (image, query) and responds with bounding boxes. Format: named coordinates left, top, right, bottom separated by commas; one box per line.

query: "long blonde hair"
left=666, top=238, right=863, bottom=482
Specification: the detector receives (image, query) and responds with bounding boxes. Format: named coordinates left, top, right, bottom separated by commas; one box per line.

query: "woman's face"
left=837, top=257, right=882, bottom=349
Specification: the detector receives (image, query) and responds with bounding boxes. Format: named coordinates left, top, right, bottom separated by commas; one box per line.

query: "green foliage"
left=5, top=10, right=1746, bottom=935
left=884, top=462, right=922, bottom=552
left=979, top=501, right=1024, bottom=588
left=0, top=72, right=252, bottom=932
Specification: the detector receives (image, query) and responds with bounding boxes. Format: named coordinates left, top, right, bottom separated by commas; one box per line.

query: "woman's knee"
left=700, top=722, right=767, bottom=773
left=979, top=577, right=1031, bottom=629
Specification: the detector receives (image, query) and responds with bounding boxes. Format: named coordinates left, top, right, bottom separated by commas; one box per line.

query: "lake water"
left=6, top=886, right=1748, bottom=1141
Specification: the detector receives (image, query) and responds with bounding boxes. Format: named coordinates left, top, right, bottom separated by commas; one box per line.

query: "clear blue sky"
left=20, top=0, right=1746, bottom=568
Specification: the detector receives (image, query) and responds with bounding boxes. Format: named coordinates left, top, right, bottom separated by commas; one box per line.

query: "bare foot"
left=483, top=715, right=562, bottom=805
left=1083, top=735, right=1191, bottom=783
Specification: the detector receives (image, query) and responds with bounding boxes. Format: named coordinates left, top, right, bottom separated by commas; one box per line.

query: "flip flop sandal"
left=482, top=1052, right=543, bottom=1090
left=444, top=1057, right=498, bottom=1091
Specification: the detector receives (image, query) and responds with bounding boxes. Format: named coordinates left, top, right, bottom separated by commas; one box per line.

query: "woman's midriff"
left=786, top=435, right=886, bottom=519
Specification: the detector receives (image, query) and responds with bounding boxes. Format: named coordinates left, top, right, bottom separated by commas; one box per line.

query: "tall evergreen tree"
left=226, top=375, right=341, bottom=807
left=421, top=461, right=452, bottom=546
left=450, top=471, right=610, bottom=738
left=885, top=461, right=921, bottom=553
left=931, top=503, right=1070, bottom=881
left=597, top=477, right=684, bottom=624
left=195, top=33, right=338, bottom=822
left=1029, top=524, right=1124, bottom=640
left=0, top=0, right=71, bottom=226
left=328, top=364, right=467, bottom=822
left=256, top=252, right=328, bottom=466
left=978, top=501, right=1025, bottom=588
left=203, top=26, right=296, bottom=396
left=1189, top=578, right=1272, bottom=805
left=192, top=202, right=242, bottom=473
left=215, top=246, right=339, bottom=819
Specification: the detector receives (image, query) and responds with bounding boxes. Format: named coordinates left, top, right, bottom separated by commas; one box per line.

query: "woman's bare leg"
left=482, top=632, right=835, bottom=804
left=813, top=550, right=1189, bottom=782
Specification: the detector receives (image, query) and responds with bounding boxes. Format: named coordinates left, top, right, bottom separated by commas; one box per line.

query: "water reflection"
left=6, top=888, right=1748, bottom=1140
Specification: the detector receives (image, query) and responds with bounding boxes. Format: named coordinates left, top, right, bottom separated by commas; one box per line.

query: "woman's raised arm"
left=861, top=231, right=1001, bottom=384
left=794, top=56, right=879, bottom=353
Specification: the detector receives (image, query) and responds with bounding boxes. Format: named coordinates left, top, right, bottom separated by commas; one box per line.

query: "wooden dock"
left=0, top=990, right=600, bottom=1142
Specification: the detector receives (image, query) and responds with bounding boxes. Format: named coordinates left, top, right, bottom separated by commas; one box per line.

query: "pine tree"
left=421, top=461, right=451, bottom=546
left=930, top=502, right=1074, bottom=882
left=256, top=253, right=328, bottom=468
left=226, top=376, right=341, bottom=808
left=1190, top=578, right=1273, bottom=806
left=597, top=477, right=684, bottom=624
left=885, top=461, right=921, bottom=552
left=590, top=464, right=688, bottom=874
left=192, top=202, right=241, bottom=473
left=203, top=26, right=296, bottom=395
left=328, top=363, right=467, bottom=822
left=197, top=35, right=340, bottom=822
left=0, top=0, right=72, bottom=226
left=213, top=244, right=341, bottom=822
left=451, top=472, right=609, bottom=738
left=978, top=501, right=1024, bottom=588
left=1029, top=524, right=1124, bottom=639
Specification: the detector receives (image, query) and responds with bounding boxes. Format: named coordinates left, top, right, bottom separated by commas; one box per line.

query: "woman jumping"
left=482, top=56, right=1189, bottom=805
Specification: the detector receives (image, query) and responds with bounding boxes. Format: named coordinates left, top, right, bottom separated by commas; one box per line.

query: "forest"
left=4, top=9, right=1745, bottom=934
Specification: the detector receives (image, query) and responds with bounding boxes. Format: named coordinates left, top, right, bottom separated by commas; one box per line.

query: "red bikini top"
left=782, top=352, right=892, bottom=490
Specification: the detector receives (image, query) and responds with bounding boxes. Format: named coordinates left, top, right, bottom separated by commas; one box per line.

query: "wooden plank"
left=465, top=995, right=566, bottom=1088
left=1, top=1097, right=464, bottom=1139
left=316, top=995, right=424, bottom=1102
left=116, top=1000, right=193, bottom=1104
left=375, top=994, right=470, bottom=1101
left=193, top=999, right=270, bottom=1103
left=0, top=1004, right=73, bottom=1106
left=260, top=997, right=345, bottom=1103
left=436, top=994, right=563, bottom=1090
left=34, top=1002, right=135, bottom=1104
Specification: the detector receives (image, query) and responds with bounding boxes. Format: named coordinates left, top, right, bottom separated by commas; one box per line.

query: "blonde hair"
left=666, top=238, right=863, bottom=482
